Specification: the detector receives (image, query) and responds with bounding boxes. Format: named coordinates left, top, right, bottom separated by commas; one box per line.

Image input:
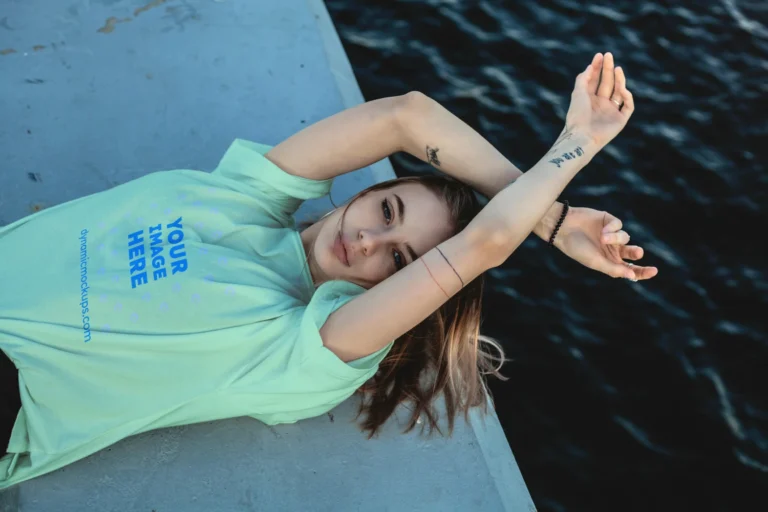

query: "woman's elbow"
left=393, top=91, right=431, bottom=129
left=398, top=91, right=435, bottom=118
left=463, top=225, right=512, bottom=269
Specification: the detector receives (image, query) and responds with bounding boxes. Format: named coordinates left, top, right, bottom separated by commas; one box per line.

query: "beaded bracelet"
left=548, top=200, right=569, bottom=248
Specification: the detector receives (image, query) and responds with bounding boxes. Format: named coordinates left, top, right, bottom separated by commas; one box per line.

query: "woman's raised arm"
left=321, top=56, right=636, bottom=362
left=265, top=90, right=563, bottom=242
left=264, top=89, right=527, bottom=198
left=265, top=95, right=405, bottom=181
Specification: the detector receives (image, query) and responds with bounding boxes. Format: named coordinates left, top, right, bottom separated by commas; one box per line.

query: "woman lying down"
left=0, top=51, right=657, bottom=488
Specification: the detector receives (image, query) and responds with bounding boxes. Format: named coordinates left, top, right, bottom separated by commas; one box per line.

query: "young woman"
left=0, top=52, right=656, bottom=488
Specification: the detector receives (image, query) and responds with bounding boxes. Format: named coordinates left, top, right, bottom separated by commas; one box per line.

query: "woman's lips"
left=334, top=231, right=350, bottom=266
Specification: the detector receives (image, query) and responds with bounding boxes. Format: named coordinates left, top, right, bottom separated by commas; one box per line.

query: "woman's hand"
left=564, top=52, right=635, bottom=149
left=553, top=206, right=658, bottom=281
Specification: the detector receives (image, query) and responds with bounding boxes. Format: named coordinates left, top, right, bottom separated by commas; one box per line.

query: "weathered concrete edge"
left=306, top=0, right=395, bottom=183
left=471, top=395, right=537, bottom=511
left=306, top=1, right=537, bottom=509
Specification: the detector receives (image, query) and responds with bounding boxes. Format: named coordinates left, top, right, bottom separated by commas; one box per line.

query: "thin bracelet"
left=435, top=247, right=465, bottom=288
left=548, top=200, right=569, bottom=248
left=421, top=259, right=450, bottom=298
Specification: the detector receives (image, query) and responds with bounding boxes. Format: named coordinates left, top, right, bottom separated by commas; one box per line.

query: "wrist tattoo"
left=548, top=126, right=575, bottom=155
left=548, top=146, right=584, bottom=168
left=552, top=129, right=573, bottom=149
left=426, top=145, right=441, bottom=166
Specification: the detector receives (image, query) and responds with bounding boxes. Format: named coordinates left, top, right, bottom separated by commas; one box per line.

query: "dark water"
left=326, top=1, right=767, bottom=510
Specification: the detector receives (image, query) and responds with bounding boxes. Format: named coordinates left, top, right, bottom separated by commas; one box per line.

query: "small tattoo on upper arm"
left=549, top=146, right=584, bottom=168
left=426, top=145, right=441, bottom=166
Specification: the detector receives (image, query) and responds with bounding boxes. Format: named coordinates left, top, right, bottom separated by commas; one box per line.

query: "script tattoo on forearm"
left=547, top=127, right=585, bottom=168
left=426, top=145, right=441, bottom=166
left=548, top=146, right=585, bottom=168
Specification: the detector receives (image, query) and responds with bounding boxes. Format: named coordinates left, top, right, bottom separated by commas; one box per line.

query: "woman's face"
left=303, top=182, right=454, bottom=288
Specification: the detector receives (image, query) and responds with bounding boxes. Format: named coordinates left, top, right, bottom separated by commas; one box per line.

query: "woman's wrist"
left=549, top=127, right=600, bottom=161
left=530, top=128, right=596, bottom=244
left=533, top=202, right=566, bottom=242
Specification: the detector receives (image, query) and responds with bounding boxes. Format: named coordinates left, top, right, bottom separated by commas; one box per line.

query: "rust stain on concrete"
left=32, top=45, right=46, bottom=52
left=97, top=16, right=133, bottom=34
left=31, top=203, right=46, bottom=212
left=134, top=0, right=168, bottom=17
left=97, top=0, right=169, bottom=35
left=0, top=48, right=16, bottom=55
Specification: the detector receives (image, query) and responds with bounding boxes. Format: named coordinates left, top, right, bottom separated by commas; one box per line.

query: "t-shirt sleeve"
left=246, top=281, right=395, bottom=427
left=211, top=138, right=334, bottom=222
left=299, top=280, right=395, bottom=377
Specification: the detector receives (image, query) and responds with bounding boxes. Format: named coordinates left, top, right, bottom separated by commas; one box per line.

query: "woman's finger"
left=601, top=213, right=623, bottom=233
left=602, top=230, right=630, bottom=245
left=619, top=244, right=644, bottom=261
left=623, top=263, right=659, bottom=281
left=615, top=67, right=635, bottom=116
left=604, top=260, right=639, bottom=280
left=597, top=52, right=615, bottom=98
left=573, top=61, right=594, bottom=92
left=613, top=65, right=627, bottom=106
left=587, top=53, right=603, bottom=94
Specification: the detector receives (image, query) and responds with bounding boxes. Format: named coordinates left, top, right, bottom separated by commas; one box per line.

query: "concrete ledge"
left=5, top=400, right=522, bottom=511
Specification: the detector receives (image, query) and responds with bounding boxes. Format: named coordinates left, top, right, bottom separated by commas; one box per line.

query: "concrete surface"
left=0, top=0, right=536, bottom=510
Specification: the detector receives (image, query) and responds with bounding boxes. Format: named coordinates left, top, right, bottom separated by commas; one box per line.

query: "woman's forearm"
left=471, top=130, right=598, bottom=260
left=395, top=91, right=565, bottom=241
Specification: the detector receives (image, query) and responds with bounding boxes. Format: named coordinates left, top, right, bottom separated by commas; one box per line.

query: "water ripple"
left=722, top=0, right=768, bottom=39
left=587, top=5, right=630, bottom=23
left=703, top=368, right=747, bottom=442
left=613, top=415, right=675, bottom=456
left=734, top=449, right=768, bottom=473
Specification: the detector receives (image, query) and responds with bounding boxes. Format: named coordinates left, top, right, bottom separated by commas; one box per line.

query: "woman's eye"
left=393, top=250, right=403, bottom=270
left=382, top=199, right=402, bottom=270
left=382, top=199, right=392, bottom=224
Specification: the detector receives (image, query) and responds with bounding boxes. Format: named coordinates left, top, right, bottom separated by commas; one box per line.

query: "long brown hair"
left=302, top=175, right=508, bottom=438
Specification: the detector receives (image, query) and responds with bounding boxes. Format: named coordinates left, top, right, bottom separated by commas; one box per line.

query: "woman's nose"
left=358, top=229, right=388, bottom=256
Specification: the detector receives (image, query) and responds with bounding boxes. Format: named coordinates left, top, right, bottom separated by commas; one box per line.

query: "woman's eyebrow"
left=394, top=193, right=419, bottom=262
left=394, top=193, right=405, bottom=225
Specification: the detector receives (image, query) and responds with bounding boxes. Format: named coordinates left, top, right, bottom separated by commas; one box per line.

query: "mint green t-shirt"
left=0, top=139, right=394, bottom=489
